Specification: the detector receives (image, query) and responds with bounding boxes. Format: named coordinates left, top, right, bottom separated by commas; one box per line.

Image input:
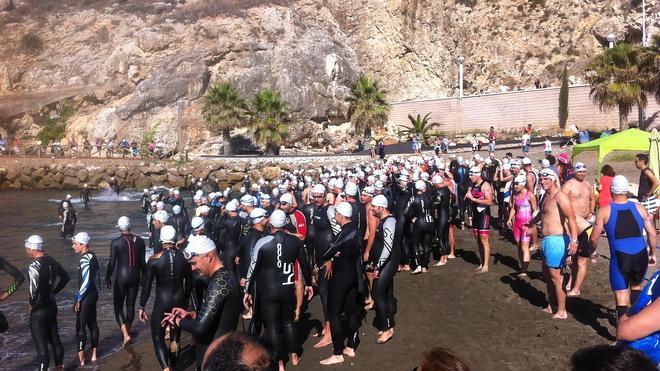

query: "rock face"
left=0, top=0, right=657, bottom=153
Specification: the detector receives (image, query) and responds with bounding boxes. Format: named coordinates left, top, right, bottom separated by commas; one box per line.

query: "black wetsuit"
left=321, top=222, right=363, bottom=355
left=180, top=267, right=241, bottom=369
left=371, top=216, right=399, bottom=331
left=57, top=199, right=69, bottom=219
left=453, top=165, right=470, bottom=224
left=62, top=207, right=77, bottom=238
left=0, top=257, right=24, bottom=333
left=309, top=204, right=335, bottom=321
left=29, top=254, right=70, bottom=371
left=240, top=227, right=265, bottom=335
left=150, top=227, right=165, bottom=255
left=80, top=189, right=91, bottom=207
left=169, top=213, right=191, bottom=242
left=432, top=185, right=452, bottom=259
left=245, top=231, right=312, bottom=361
left=166, top=196, right=189, bottom=218
left=76, top=251, right=100, bottom=353
left=217, top=215, right=243, bottom=278
left=106, top=233, right=146, bottom=328
left=405, top=192, right=435, bottom=269
left=141, top=194, right=151, bottom=213
left=140, top=249, right=192, bottom=369
left=391, top=183, right=413, bottom=266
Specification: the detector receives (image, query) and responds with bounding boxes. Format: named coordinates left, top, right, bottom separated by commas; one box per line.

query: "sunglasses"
left=312, top=195, right=324, bottom=199
left=183, top=251, right=203, bottom=260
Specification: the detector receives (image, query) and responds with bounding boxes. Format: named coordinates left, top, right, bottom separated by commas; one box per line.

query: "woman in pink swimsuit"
left=507, top=174, right=538, bottom=276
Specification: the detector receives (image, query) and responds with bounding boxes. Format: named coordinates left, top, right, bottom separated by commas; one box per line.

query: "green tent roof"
left=572, top=128, right=649, bottom=165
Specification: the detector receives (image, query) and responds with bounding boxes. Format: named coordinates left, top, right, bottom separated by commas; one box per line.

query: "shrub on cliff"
left=346, top=75, right=390, bottom=138
left=20, top=32, right=42, bottom=54
left=37, top=104, right=74, bottom=144
left=202, top=82, right=249, bottom=155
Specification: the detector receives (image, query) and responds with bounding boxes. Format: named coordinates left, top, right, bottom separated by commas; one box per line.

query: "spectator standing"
left=597, top=165, right=616, bottom=209
left=635, top=153, right=660, bottom=217
left=544, top=136, right=552, bottom=156
left=488, top=127, right=496, bottom=152
left=442, top=136, right=449, bottom=154
left=521, top=132, right=530, bottom=156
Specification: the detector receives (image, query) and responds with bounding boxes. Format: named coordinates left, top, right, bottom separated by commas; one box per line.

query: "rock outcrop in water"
left=0, top=0, right=656, bottom=154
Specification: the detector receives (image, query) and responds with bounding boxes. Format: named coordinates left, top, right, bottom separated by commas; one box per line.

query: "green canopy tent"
left=572, top=128, right=650, bottom=171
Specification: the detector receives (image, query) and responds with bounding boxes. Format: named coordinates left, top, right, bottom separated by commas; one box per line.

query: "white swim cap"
left=172, top=205, right=182, bottom=215
left=611, top=175, right=629, bottom=195
left=415, top=180, right=427, bottom=191
left=72, top=232, right=90, bottom=245
left=345, top=182, right=359, bottom=196
left=191, top=216, right=205, bottom=231
left=143, top=188, right=149, bottom=193
left=62, top=202, right=69, bottom=209
left=469, top=167, right=481, bottom=175
left=116, top=216, right=131, bottom=230
left=173, top=189, right=180, bottom=195
left=372, top=194, right=389, bottom=209
left=156, top=201, right=165, bottom=210
left=280, top=193, right=294, bottom=205
left=514, top=174, right=527, bottom=185
left=249, top=208, right=268, bottom=225
left=153, top=210, right=169, bottom=223
left=240, top=194, right=254, bottom=206
left=184, top=235, right=216, bottom=258
left=66, top=194, right=72, bottom=199
left=362, top=186, right=375, bottom=197
left=198, top=205, right=211, bottom=214
left=312, top=184, right=326, bottom=194
left=225, top=199, right=239, bottom=212
left=431, top=175, right=443, bottom=184
left=160, top=225, right=176, bottom=243
left=269, top=209, right=288, bottom=228
left=541, top=159, right=550, bottom=168
left=335, top=201, right=353, bottom=218
left=151, top=194, right=159, bottom=201
left=25, top=235, right=45, bottom=250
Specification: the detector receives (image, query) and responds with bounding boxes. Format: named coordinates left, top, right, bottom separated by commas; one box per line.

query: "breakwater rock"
left=0, top=157, right=362, bottom=191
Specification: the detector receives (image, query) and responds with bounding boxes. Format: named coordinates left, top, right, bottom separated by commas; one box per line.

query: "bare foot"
left=291, top=352, right=301, bottom=366
left=421, top=268, right=428, bottom=273
left=567, top=290, right=580, bottom=297
left=377, top=329, right=394, bottom=344
left=313, top=337, right=332, bottom=348
left=542, top=306, right=553, bottom=314
left=123, top=335, right=133, bottom=346
left=343, top=347, right=356, bottom=358
left=475, top=267, right=489, bottom=274
left=320, top=355, right=344, bottom=365
left=364, top=302, right=374, bottom=311
left=474, top=265, right=483, bottom=271
left=401, top=265, right=411, bottom=271
left=448, top=254, right=456, bottom=259
left=552, top=311, right=568, bottom=319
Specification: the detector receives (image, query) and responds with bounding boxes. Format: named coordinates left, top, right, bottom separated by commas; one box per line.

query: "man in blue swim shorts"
left=527, top=168, right=578, bottom=319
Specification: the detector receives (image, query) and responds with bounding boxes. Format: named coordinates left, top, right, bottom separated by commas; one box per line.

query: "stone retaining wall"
left=0, top=158, right=357, bottom=190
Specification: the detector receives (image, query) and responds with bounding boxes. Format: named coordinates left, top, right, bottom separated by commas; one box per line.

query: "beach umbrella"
left=649, top=129, right=660, bottom=182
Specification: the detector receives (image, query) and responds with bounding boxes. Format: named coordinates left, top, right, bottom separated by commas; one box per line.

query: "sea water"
left=0, top=188, right=173, bottom=369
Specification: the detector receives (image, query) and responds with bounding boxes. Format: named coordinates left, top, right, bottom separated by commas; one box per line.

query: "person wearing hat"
left=369, top=194, right=400, bottom=344
left=163, top=235, right=241, bottom=370
left=140, top=188, right=151, bottom=213
left=150, top=210, right=170, bottom=255
left=71, top=232, right=100, bottom=366
left=239, top=194, right=257, bottom=240
left=525, top=168, right=578, bottom=319
left=556, top=153, right=573, bottom=184
left=25, top=234, right=70, bottom=371
left=165, top=189, right=188, bottom=218
left=405, top=180, right=435, bottom=274
left=110, top=176, right=121, bottom=195
left=243, top=210, right=312, bottom=370
left=452, top=156, right=470, bottom=229
left=238, top=208, right=270, bottom=324
left=260, top=193, right=275, bottom=214
left=390, top=174, right=414, bottom=272
left=61, top=200, right=78, bottom=239
left=169, top=204, right=191, bottom=248
left=138, top=225, right=192, bottom=371
left=319, top=202, right=364, bottom=365
left=106, top=216, right=146, bottom=345
left=590, top=175, right=657, bottom=323
left=212, top=199, right=241, bottom=277
left=80, top=184, right=92, bottom=208
left=466, top=166, right=494, bottom=274
left=562, top=162, right=596, bottom=297
left=359, top=186, right=380, bottom=309
left=506, top=175, right=538, bottom=277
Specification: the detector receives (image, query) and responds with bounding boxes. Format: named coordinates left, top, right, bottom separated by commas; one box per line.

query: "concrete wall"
left=390, top=85, right=660, bottom=133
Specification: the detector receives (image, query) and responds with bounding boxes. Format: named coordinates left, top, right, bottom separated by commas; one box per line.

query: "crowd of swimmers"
left=2, top=149, right=660, bottom=370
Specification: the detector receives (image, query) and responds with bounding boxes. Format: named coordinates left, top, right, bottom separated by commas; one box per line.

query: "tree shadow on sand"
left=456, top=248, right=480, bottom=266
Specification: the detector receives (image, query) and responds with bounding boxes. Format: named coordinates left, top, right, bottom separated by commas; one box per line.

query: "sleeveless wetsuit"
left=470, top=181, right=491, bottom=235
left=513, top=192, right=533, bottom=243
left=605, top=201, right=648, bottom=291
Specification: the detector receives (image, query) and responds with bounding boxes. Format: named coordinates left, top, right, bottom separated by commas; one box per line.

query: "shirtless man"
left=562, top=162, right=595, bottom=297
left=527, top=169, right=578, bottom=319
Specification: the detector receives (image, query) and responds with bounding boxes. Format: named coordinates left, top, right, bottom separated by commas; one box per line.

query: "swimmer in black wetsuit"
left=139, top=226, right=192, bottom=371
left=106, top=216, right=146, bottom=345
left=61, top=201, right=77, bottom=238
left=239, top=208, right=269, bottom=334
left=431, top=172, right=453, bottom=266
left=0, top=256, right=25, bottom=333
left=216, top=201, right=243, bottom=278
left=71, top=232, right=100, bottom=366
left=369, top=195, right=399, bottom=344
left=405, top=180, right=435, bottom=274
left=243, top=210, right=312, bottom=370
left=25, top=235, right=70, bottom=371
left=163, top=235, right=241, bottom=370
left=319, top=202, right=363, bottom=365
left=80, top=184, right=92, bottom=208
left=150, top=210, right=170, bottom=255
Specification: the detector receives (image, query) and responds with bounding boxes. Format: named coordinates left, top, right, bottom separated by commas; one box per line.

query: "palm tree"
left=346, top=75, right=391, bottom=138
left=250, top=88, right=289, bottom=155
left=638, top=35, right=660, bottom=104
left=202, top=82, right=248, bottom=155
left=585, top=42, right=648, bottom=131
left=397, top=112, right=441, bottom=145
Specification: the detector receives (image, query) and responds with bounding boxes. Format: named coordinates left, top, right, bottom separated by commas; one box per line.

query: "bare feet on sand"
left=552, top=311, right=568, bottom=319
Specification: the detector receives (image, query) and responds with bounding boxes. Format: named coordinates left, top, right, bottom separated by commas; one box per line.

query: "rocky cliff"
left=0, top=0, right=656, bottom=154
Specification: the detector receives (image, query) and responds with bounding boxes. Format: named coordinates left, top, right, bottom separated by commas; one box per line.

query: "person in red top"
left=597, top=165, right=615, bottom=209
